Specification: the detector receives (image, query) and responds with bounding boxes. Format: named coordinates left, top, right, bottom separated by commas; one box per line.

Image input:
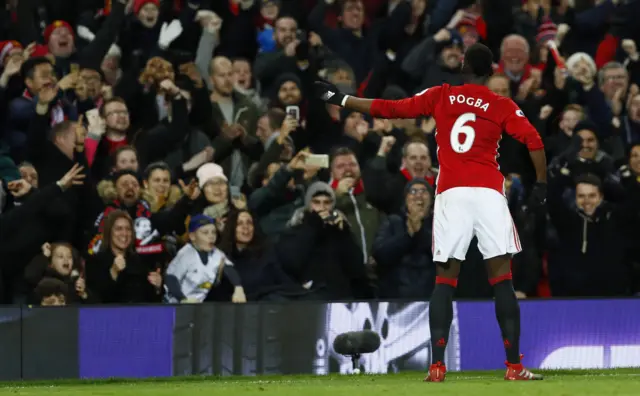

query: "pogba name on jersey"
left=449, top=94, right=490, bottom=112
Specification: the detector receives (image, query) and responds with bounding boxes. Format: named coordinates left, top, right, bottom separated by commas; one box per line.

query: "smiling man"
left=496, top=34, right=533, bottom=96
left=373, top=178, right=435, bottom=299
left=547, top=172, right=630, bottom=297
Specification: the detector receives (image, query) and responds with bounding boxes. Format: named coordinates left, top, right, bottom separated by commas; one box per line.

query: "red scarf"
left=330, top=178, right=365, bottom=195
left=401, top=168, right=435, bottom=186
left=23, top=89, right=67, bottom=126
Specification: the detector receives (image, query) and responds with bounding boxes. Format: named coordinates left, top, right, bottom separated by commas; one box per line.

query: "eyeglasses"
left=408, top=188, right=428, bottom=195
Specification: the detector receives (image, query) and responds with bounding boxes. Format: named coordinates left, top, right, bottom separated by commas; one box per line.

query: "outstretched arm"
left=343, top=96, right=376, bottom=115
left=314, top=81, right=439, bottom=119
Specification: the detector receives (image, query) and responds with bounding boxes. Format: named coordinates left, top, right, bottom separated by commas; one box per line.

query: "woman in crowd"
left=85, top=210, right=163, bottom=303
left=218, top=209, right=305, bottom=301
left=195, top=163, right=232, bottom=232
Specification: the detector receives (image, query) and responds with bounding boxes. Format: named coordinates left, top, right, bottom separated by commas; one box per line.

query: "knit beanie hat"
left=304, top=181, right=335, bottom=208
left=196, top=163, right=228, bottom=189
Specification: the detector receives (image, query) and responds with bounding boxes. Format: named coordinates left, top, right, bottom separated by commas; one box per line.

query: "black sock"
left=493, top=279, right=521, bottom=364
left=429, top=283, right=455, bottom=364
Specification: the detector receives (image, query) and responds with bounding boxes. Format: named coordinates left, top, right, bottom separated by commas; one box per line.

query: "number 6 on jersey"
left=450, top=112, right=476, bottom=153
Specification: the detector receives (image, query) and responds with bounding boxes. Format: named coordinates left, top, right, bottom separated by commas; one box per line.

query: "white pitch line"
left=2, top=372, right=640, bottom=390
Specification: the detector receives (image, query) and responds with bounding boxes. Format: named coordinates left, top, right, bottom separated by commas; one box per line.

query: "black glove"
left=313, top=81, right=347, bottom=106
left=529, top=181, right=547, bottom=209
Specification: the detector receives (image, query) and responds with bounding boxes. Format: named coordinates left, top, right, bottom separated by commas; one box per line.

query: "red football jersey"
left=369, top=83, right=544, bottom=195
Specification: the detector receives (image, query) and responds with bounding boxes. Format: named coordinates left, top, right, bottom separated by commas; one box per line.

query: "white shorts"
left=432, top=187, right=521, bottom=262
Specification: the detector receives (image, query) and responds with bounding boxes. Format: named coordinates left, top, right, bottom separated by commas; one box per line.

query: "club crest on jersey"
left=449, top=94, right=490, bottom=112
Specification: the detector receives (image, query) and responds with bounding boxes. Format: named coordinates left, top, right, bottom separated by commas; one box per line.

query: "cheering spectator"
left=207, top=56, right=261, bottom=189
left=0, top=163, right=85, bottom=303
left=7, top=57, right=77, bottom=160
left=275, top=181, right=372, bottom=300
left=547, top=173, right=632, bottom=296
left=329, top=147, right=385, bottom=261
left=142, top=162, right=183, bottom=214
left=195, top=163, right=232, bottom=230
left=617, top=91, right=640, bottom=150
left=544, top=104, right=586, bottom=161
left=218, top=209, right=305, bottom=301
left=164, top=214, right=246, bottom=303
left=233, top=58, right=267, bottom=112
left=89, top=170, right=196, bottom=272
left=402, top=28, right=465, bottom=93
left=366, top=137, right=437, bottom=213
left=372, top=179, right=435, bottom=299
left=496, top=34, right=538, bottom=99
left=111, top=145, right=139, bottom=173
left=309, top=0, right=374, bottom=84
left=1, top=0, right=640, bottom=306
left=248, top=150, right=314, bottom=239
left=86, top=209, right=163, bottom=303
left=549, top=120, right=616, bottom=186
left=24, top=242, right=93, bottom=304
left=254, top=15, right=301, bottom=93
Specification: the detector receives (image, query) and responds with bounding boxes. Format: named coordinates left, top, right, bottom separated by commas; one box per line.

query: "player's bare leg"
left=486, top=255, right=543, bottom=380
left=424, top=259, right=461, bottom=383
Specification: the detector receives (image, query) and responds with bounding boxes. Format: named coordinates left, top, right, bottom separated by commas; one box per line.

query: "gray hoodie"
left=287, top=181, right=347, bottom=227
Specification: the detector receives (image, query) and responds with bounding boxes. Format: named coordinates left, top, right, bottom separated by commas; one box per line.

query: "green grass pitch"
left=0, top=369, right=639, bottom=396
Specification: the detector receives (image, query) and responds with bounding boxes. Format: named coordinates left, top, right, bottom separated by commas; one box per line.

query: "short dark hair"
left=100, top=97, right=127, bottom=118
left=50, top=120, right=75, bottom=141
left=144, top=161, right=171, bottom=181
left=111, top=145, right=137, bottom=167
left=231, top=57, right=252, bottom=67
left=575, top=173, right=602, bottom=192
left=340, top=0, right=363, bottom=12
left=402, top=139, right=428, bottom=157
left=266, top=108, right=286, bottom=131
left=330, top=146, right=356, bottom=166
left=627, top=143, right=640, bottom=158
left=21, top=57, right=53, bottom=80
left=34, top=278, right=68, bottom=304
left=462, top=43, right=495, bottom=78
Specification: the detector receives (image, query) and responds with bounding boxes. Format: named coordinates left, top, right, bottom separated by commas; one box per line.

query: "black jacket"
left=547, top=174, right=632, bottom=296
left=372, top=211, right=435, bottom=299
left=85, top=250, right=161, bottom=303
left=274, top=210, right=373, bottom=300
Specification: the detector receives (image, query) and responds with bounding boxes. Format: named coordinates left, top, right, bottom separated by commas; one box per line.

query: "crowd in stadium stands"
left=0, top=0, right=639, bottom=306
